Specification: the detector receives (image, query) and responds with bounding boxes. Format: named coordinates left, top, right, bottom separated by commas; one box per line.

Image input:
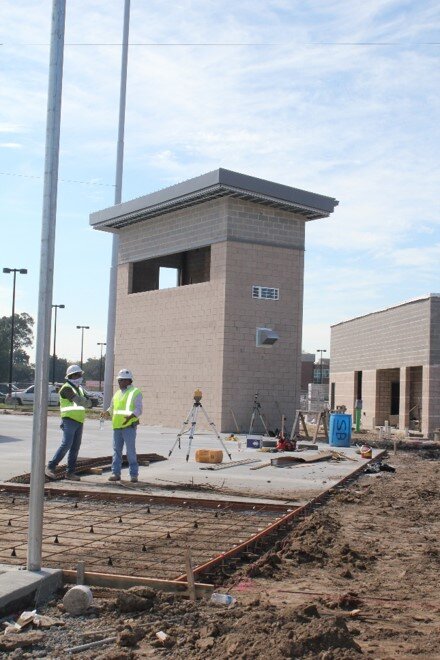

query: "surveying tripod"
left=168, top=389, right=232, bottom=462
left=249, top=393, right=269, bottom=435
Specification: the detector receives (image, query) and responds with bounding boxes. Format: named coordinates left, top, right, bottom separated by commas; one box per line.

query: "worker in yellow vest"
left=101, top=369, right=143, bottom=483
left=45, top=365, right=93, bottom=481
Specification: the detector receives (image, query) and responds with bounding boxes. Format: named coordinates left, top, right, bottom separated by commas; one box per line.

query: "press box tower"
left=90, top=169, right=338, bottom=431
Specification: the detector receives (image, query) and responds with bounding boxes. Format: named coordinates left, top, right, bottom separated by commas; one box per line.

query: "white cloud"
left=1, top=0, right=439, bottom=358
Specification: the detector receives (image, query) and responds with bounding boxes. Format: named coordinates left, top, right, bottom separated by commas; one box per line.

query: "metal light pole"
left=316, top=349, right=327, bottom=385
left=97, top=342, right=106, bottom=391
left=2, top=268, right=28, bottom=393
left=51, top=304, right=65, bottom=384
left=76, top=325, right=90, bottom=370
left=28, top=0, right=66, bottom=572
left=103, top=0, right=131, bottom=409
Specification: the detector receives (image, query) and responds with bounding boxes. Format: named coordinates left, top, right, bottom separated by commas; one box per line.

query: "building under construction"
left=90, top=169, right=338, bottom=431
left=330, top=293, right=440, bottom=437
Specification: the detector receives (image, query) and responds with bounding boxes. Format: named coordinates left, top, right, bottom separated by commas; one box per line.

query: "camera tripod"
left=249, top=393, right=269, bottom=435
left=168, top=389, right=232, bottom=462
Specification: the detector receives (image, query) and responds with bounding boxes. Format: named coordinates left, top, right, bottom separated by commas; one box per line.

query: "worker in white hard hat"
left=101, top=369, right=143, bottom=483
left=45, top=365, right=93, bottom=481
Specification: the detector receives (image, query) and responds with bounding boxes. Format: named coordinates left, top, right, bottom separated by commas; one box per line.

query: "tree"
left=82, top=356, right=106, bottom=381
left=48, top=356, right=69, bottom=384
left=0, top=313, right=34, bottom=383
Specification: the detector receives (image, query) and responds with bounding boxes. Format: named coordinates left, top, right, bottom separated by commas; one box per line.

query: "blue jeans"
left=112, top=425, right=138, bottom=478
left=48, top=417, right=83, bottom=474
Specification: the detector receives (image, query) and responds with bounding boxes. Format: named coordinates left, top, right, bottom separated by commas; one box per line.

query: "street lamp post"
left=3, top=268, right=28, bottom=393
left=51, top=304, right=65, bottom=384
left=97, top=342, right=106, bottom=391
left=76, top=325, right=90, bottom=370
left=316, top=349, right=327, bottom=385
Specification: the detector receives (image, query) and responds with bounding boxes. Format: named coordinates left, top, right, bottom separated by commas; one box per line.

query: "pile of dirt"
left=245, top=508, right=376, bottom=579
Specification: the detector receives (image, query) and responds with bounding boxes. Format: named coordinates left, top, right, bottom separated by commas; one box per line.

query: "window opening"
left=130, top=246, right=210, bottom=294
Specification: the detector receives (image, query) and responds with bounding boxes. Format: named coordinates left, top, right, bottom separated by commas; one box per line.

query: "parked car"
left=6, top=385, right=59, bottom=407
left=0, top=383, right=19, bottom=404
left=83, top=389, right=102, bottom=407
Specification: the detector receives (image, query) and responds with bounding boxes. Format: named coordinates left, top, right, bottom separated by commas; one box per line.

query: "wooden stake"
left=76, top=561, right=85, bottom=585
left=185, top=547, right=197, bottom=602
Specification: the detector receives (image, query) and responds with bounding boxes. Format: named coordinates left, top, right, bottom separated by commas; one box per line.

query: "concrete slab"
left=0, top=413, right=381, bottom=504
left=0, top=564, right=62, bottom=616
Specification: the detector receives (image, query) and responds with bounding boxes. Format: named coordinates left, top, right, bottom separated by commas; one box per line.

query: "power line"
left=1, top=41, right=439, bottom=46
left=0, top=171, right=114, bottom=187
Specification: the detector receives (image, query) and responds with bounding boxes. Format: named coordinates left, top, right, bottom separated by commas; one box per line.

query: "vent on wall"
left=252, top=285, right=279, bottom=300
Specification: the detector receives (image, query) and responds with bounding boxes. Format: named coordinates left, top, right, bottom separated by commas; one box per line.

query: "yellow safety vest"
left=112, top=386, right=141, bottom=429
left=59, top=382, right=86, bottom=423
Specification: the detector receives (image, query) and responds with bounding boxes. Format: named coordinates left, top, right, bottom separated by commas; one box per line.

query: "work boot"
left=45, top=467, right=56, bottom=480
left=66, top=473, right=81, bottom=481
left=108, top=474, right=121, bottom=481
left=130, top=476, right=138, bottom=483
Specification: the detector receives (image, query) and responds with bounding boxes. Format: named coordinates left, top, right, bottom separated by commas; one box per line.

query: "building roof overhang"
left=90, top=168, right=339, bottom=231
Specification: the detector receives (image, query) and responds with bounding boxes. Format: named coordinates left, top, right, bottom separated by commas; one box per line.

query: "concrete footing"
left=0, top=564, right=62, bottom=616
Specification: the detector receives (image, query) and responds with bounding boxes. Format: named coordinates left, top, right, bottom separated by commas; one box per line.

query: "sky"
left=1, top=0, right=439, bottom=363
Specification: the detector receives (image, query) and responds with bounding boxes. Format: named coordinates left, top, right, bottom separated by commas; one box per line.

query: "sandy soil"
left=1, top=453, right=439, bottom=659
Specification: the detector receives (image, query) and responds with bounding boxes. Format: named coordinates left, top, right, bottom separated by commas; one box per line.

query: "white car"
left=6, top=385, right=59, bottom=407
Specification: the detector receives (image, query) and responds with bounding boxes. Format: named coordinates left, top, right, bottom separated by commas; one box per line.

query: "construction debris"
left=199, top=458, right=261, bottom=470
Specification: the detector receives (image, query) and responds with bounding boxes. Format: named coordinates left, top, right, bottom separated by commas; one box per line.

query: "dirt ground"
left=1, top=452, right=439, bottom=659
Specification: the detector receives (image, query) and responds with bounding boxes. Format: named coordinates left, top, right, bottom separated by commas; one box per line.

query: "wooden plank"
left=289, top=410, right=300, bottom=440
left=299, top=412, right=310, bottom=439
left=62, top=569, right=214, bottom=597
left=185, top=548, right=197, bottom=602
left=270, top=450, right=333, bottom=467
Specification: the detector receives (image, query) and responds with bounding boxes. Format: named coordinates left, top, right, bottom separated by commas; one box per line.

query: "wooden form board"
left=63, top=569, right=214, bottom=599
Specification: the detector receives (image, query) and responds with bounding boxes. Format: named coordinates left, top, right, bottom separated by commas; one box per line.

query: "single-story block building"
left=330, top=294, right=440, bottom=437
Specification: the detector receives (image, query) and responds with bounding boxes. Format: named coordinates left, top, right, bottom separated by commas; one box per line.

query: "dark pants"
left=48, top=417, right=83, bottom=474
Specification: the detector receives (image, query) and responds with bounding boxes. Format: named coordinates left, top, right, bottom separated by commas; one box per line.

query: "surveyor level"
left=168, top=389, right=232, bottom=462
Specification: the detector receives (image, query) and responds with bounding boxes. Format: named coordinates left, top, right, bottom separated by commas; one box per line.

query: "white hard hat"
left=66, top=364, right=83, bottom=378
left=117, top=369, right=133, bottom=380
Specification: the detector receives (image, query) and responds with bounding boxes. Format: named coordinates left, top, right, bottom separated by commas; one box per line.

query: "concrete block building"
left=330, top=294, right=440, bottom=437
left=90, top=169, right=338, bottom=431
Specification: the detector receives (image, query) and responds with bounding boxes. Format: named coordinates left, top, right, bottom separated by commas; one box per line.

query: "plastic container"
left=210, top=592, right=237, bottom=606
left=360, top=444, right=372, bottom=459
left=195, top=449, right=223, bottom=464
left=329, top=413, right=352, bottom=447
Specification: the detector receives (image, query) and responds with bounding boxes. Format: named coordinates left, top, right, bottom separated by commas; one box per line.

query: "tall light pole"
left=76, top=325, right=90, bottom=370
left=104, top=0, right=131, bottom=409
left=3, top=268, right=28, bottom=393
left=28, top=0, right=66, bottom=573
left=51, top=304, right=65, bottom=384
left=316, top=349, right=327, bottom=385
left=97, top=342, right=106, bottom=391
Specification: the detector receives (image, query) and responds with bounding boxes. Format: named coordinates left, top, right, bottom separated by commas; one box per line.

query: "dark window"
left=356, top=371, right=362, bottom=400
left=391, top=381, right=400, bottom=415
left=130, top=246, right=211, bottom=294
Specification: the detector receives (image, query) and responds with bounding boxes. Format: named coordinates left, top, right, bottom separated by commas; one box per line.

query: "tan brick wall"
left=221, top=241, right=303, bottom=432
left=113, top=242, right=227, bottom=431
left=331, top=298, right=431, bottom=372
